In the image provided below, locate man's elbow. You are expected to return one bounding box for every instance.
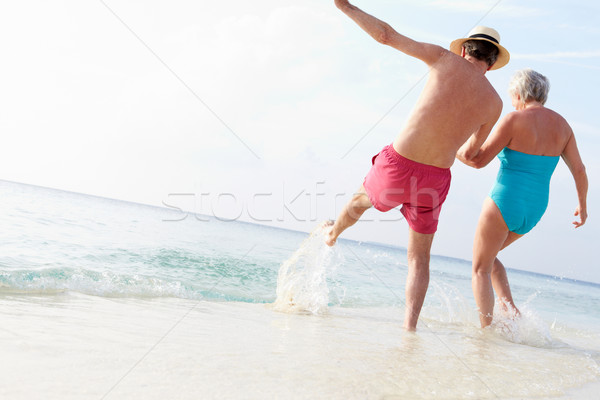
[375,24,392,45]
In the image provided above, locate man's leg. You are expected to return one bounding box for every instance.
[403,228,435,331]
[324,185,373,246]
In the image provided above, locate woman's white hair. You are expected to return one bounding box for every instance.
[508,68,550,105]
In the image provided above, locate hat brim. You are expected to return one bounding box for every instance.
[449,38,510,70]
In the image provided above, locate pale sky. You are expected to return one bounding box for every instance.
[0,0,598,282]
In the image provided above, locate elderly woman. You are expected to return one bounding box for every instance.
[457,68,588,327]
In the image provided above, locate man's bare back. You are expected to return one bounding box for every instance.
[394,51,502,168]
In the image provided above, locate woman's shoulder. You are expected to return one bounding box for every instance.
[515,107,570,129]
[540,107,572,136]
[498,110,520,124]
[539,106,567,121]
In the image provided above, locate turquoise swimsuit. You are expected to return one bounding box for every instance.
[490,148,560,235]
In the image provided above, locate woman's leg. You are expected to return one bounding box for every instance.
[491,232,523,315]
[472,198,510,327]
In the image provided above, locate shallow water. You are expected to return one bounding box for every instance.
[1,180,599,399]
[2,295,599,399]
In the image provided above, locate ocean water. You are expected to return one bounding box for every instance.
[1,179,599,399]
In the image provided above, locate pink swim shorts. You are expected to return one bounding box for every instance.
[363,144,451,234]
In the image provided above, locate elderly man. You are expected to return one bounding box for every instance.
[325,0,510,331]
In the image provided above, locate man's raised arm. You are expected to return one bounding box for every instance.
[334,0,445,66]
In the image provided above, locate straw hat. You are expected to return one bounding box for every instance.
[450,26,510,70]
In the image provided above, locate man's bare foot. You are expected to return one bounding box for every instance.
[321,220,337,247]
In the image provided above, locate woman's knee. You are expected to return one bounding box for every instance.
[472,259,492,276]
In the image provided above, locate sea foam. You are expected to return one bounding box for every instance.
[0,267,199,299]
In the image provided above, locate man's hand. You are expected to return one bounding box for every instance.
[332,0,445,66]
[334,0,351,10]
[573,205,587,228]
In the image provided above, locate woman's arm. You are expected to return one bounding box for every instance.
[561,130,588,228]
[457,110,513,169]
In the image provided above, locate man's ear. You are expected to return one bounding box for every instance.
[461,47,466,57]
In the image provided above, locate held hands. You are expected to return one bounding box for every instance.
[455,148,468,164]
[455,145,480,168]
[573,206,587,228]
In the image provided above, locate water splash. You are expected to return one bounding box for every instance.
[425,280,476,325]
[491,297,554,347]
[273,225,341,314]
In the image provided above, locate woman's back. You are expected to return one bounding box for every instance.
[506,105,572,157]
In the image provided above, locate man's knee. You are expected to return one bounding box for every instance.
[350,192,372,211]
[407,229,434,265]
[407,252,430,269]
[407,244,431,270]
